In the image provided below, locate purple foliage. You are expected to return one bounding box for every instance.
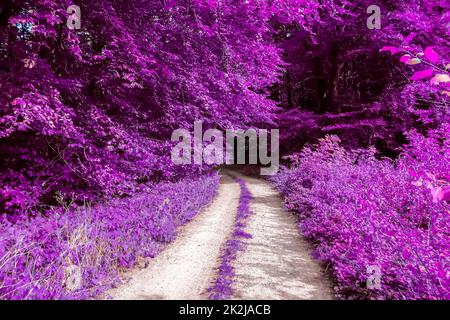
[0,173,219,299]
[0,0,449,301]
[208,177,253,300]
[272,133,449,300]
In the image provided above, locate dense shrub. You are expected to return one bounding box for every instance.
[0,172,219,299]
[272,132,449,300]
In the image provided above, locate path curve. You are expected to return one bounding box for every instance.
[231,173,333,299]
[110,173,240,300]
[109,170,333,300]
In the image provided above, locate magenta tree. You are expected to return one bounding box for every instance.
[1,0,309,214]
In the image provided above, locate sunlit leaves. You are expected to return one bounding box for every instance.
[0,173,220,299]
[405,57,422,65]
[403,32,417,44]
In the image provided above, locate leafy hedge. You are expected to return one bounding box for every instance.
[272,132,449,300]
[0,172,219,299]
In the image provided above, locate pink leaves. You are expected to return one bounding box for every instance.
[431,186,450,203]
[274,133,450,300]
[411,68,434,81]
[23,58,36,69]
[11,97,25,106]
[424,46,440,63]
[430,74,450,85]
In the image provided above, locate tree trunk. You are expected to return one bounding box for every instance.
[313,57,327,113]
[327,44,340,114]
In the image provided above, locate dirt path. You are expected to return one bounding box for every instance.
[110,170,333,300]
[231,173,333,299]
[110,173,240,300]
